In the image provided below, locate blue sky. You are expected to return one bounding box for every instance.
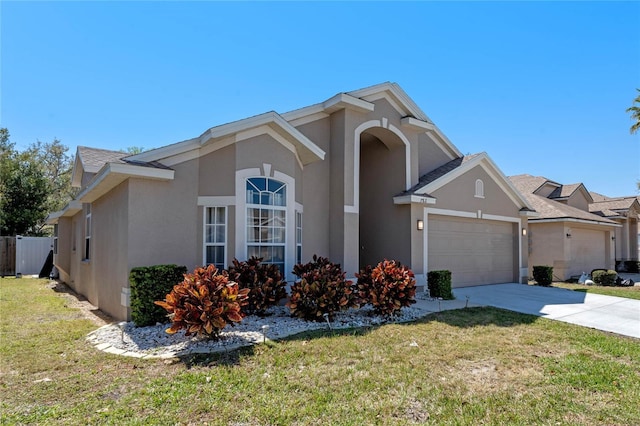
[2,1,639,197]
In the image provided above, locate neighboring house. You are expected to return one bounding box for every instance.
[589,193,640,269]
[48,82,535,321]
[509,174,622,281]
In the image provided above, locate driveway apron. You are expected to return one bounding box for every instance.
[453,284,640,339]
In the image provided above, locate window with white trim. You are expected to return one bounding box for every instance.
[296,211,302,265]
[84,204,91,260]
[475,179,485,198]
[204,206,226,270]
[246,177,286,273]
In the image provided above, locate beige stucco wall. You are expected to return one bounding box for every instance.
[417,133,455,178]
[565,191,590,212]
[297,117,332,262]
[430,165,522,218]
[54,217,72,277]
[528,221,615,281]
[359,134,410,268]
[198,144,235,196]
[92,180,130,320]
[128,160,200,271]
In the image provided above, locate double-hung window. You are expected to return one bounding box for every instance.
[204,207,226,270]
[246,177,286,273]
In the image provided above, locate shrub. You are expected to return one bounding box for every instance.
[427,270,454,300]
[356,260,416,316]
[286,255,358,322]
[532,265,553,286]
[129,264,188,327]
[592,269,617,287]
[227,257,287,315]
[154,264,249,339]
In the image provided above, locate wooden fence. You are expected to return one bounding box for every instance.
[1,236,16,277]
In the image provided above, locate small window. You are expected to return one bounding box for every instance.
[84,204,91,260]
[296,211,302,265]
[475,179,485,198]
[204,207,226,271]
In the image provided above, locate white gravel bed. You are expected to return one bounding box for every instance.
[86,305,430,358]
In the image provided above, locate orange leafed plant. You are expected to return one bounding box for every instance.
[154,264,249,339]
[356,259,416,316]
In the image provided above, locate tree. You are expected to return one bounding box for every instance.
[23,138,76,214]
[627,88,640,135]
[0,158,49,236]
[0,128,75,235]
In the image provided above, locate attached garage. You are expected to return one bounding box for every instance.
[569,227,607,276]
[428,215,517,287]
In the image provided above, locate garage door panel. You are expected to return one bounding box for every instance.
[429,216,515,287]
[570,228,606,275]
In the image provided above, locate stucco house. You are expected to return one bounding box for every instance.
[509,174,627,281]
[589,193,640,270]
[48,82,535,321]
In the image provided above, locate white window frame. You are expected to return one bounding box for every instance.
[203,206,227,271]
[296,210,302,265]
[475,179,485,198]
[245,177,287,273]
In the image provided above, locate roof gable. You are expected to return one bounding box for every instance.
[396,152,533,211]
[126,111,325,168]
[72,146,127,187]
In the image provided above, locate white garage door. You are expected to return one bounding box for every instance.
[428,215,515,287]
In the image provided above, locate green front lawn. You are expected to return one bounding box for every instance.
[2,277,639,425]
[552,282,640,300]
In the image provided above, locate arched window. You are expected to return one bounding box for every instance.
[246,177,286,272]
[475,179,485,198]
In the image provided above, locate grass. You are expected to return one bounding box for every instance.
[2,277,640,425]
[552,282,640,300]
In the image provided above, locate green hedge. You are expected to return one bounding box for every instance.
[129,264,187,327]
[532,266,553,286]
[427,270,453,300]
[592,269,617,287]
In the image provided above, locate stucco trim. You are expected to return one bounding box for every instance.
[400,117,435,132]
[46,200,83,224]
[124,138,200,163]
[393,194,437,205]
[323,93,375,114]
[202,112,325,165]
[531,218,622,228]
[347,120,413,213]
[197,196,235,206]
[76,163,175,203]
[425,127,462,160]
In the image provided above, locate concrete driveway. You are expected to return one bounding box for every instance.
[452,284,640,339]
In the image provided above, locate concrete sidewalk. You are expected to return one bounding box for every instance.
[449,283,640,339]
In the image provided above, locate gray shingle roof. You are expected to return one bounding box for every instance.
[399,154,481,196]
[509,174,617,224]
[589,197,640,218]
[78,146,126,172]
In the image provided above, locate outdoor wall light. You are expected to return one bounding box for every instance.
[417,219,424,231]
[566,232,572,238]
[612,235,616,241]
[522,228,527,236]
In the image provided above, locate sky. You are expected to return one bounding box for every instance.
[2,1,639,198]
